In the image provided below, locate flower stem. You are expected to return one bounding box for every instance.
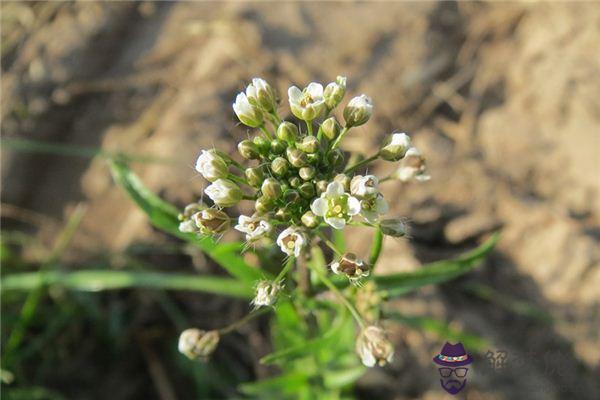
[317,231,342,256]
[259,125,273,140]
[344,153,379,174]
[242,194,257,201]
[307,260,366,329]
[270,111,282,125]
[306,120,314,136]
[216,151,244,170]
[368,228,384,267]
[219,307,270,335]
[227,173,249,186]
[275,256,295,282]
[329,126,349,151]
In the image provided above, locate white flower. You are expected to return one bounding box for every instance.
[252,280,282,308]
[234,215,272,241]
[343,94,373,127]
[233,92,263,127]
[288,82,326,121]
[356,326,394,367]
[331,253,369,282]
[350,175,380,198]
[246,78,277,112]
[380,132,412,161]
[276,227,306,257]
[310,181,361,229]
[204,179,243,207]
[360,194,389,223]
[195,150,228,182]
[392,147,431,182]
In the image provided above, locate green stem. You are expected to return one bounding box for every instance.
[317,231,342,256]
[329,126,349,151]
[227,173,248,186]
[344,153,379,174]
[216,151,244,170]
[307,261,366,329]
[259,125,273,140]
[242,194,257,201]
[368,229,384,267]
[275,256,296,282]
[219,307,270,335]
[270,111,282,125]
[306,120,314,136]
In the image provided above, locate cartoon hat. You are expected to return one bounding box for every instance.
[433,342,473,367]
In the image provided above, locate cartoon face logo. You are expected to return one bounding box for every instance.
[432,342,473,395]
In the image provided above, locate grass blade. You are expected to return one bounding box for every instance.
[1,270,253,299]
[375,233,500,297]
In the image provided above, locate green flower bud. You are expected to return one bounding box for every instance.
[261,178,282,200]
[379,132,412,162]
[238,139,260,160]
[286,148,308,168]
[271,157,290,177]
[333,173,351,192]
[343,94,373,127]
[323,76,346,109]
[255,196,275,214]
[319,116,341,140]
[277,121,299,143]
[315,180,328,194]
[253,136,270,156]
[298,182,315,199]
[270,139,287,155]
[379,218,406,237]
[284,189,301,203]
[327,148,345,170]
[301,210,319,228]
[297,135,319,153]
[306,153,320,165]
[192,208,230,235]
[275,207,292,221]
[288,176,301,188]
[299,166,316,181]
[245,78,278,112]
[245,166,265,187]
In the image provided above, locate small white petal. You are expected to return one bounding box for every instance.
[326,181,344,197]
[311,198,327,216]
[288,86,302,103]
[347,196,361,215]
[375,196,389,214]
[360,350,377,367]
[325,217,346,230]
[306,82,324,98]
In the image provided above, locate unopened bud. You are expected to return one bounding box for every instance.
[284,189,301,203]
[301,210,319,228]
[299,166,316,181]
[204,179,243,207]
[271,157,290,177]
[253,136,270,156]
[270,139,287,155]
[277,121,299,143]
[255,196,275,214]
[245,167,264,187]
[297,135,319,153]
[238,139,261,160]
[343,94,373,127]
[178,202,207,233]
[356,326,394,367]
[315,180,328,194]
[261,178,282,200]
[192,208,230,235]
[233,92,263,128]
[323,76,346,109]
[178,328,220,360]
[252,280,282,308]
[275,207,292,221]
[319,116,341,140]
[379,132,411,161]
[246,78,278,112]
[195,150,228,182]
[286,148,308,168]
[298,182,315,199]
[379,218,406,237]
[288,176,301,188]
[333,173,351,192]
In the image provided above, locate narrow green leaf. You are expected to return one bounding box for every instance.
[239,372,308,396]
[1,270,253,299]
[109,160,265,282]
[375,232,500,297]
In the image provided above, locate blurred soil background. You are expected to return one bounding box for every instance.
[1,1,599,399]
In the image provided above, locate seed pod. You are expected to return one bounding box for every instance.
[245,167,264,187]
[297,135,319,153]
[276,121,299,143]
[315,180,328,194]
[288,176,301,188]
[333,173,351,192]
[298,182,315,199]
[261,178,282,200]
[178,328,220,360]
[343,95,373,127]
[238,139,261,160]
[299,166,316,181]
[271,157,290,177]
[301,210,319,228]
[255,196,275,214]
[319,116,341,140]
[286,148,308,168]
[253,136,270,156]
[270,139,287,155]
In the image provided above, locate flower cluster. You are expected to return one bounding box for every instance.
[178,76,430,367]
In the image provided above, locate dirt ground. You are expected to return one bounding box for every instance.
[2,2,599,399]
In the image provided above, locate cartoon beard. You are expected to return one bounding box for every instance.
[440,378,467,395]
